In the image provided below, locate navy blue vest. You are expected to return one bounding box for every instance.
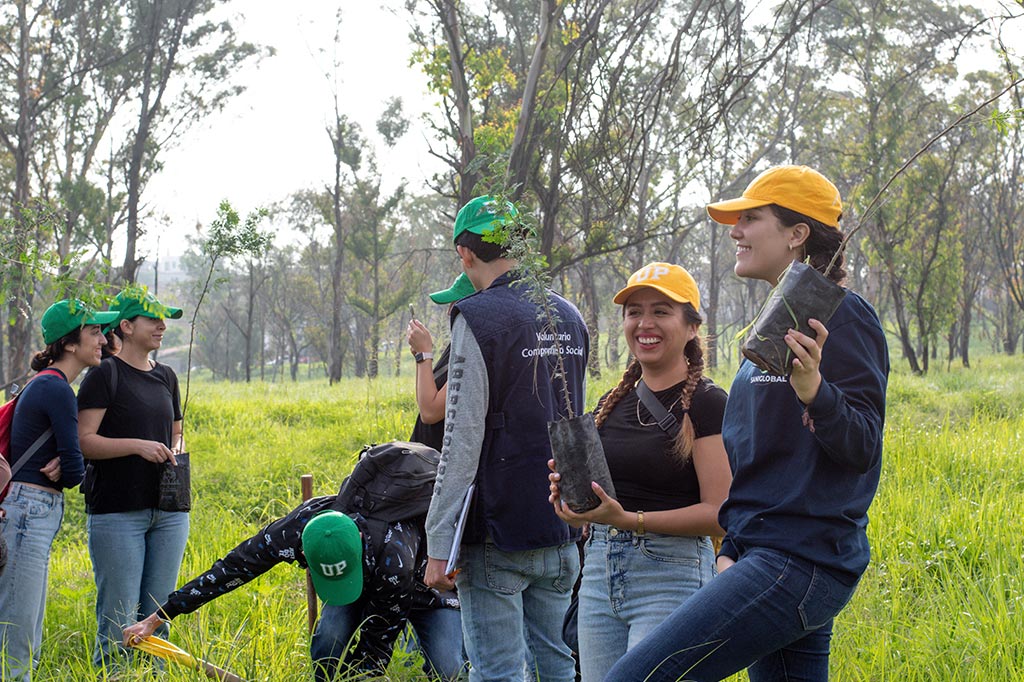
[453,272,588,551]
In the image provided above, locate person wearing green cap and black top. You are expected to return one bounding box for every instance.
[0,299,116,681]
[424,196,588,681]
[76,286,189,671]
[122,502,432,680]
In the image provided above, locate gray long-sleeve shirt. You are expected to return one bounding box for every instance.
[425,314,488,559]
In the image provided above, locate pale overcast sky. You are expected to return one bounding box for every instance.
[144,1,442,259]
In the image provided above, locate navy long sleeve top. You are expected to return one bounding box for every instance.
[718,291,889,584]
[10,369,86,490]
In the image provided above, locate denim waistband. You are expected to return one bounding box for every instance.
[7,481,63,502]
[589,523,642,542]
[589,523,712,544]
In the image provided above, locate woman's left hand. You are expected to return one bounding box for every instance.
[39,457,61,482]
[786,318,828,404]
[554,480,628,529]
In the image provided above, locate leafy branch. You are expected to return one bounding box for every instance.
[484,194,576,419]
[182,200,271,420]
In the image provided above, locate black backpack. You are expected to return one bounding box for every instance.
[332,441,440,523]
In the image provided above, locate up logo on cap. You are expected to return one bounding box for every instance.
[631,264,671,283]
[319,560,349,577]
[613,262,701,311]
[302,511,364,605]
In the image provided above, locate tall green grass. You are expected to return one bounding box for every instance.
[32,357,1024,680]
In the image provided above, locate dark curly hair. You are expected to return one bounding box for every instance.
[769,205,847,284]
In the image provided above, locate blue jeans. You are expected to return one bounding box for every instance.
[605,548,859,682]
[456,541,579,682]
[578,525,715,682]
[312,603,466,681]
[87,509,190,668]
[403,605,468,679]
[0,484,64,681]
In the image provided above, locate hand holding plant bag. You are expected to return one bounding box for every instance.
[739,261,846,376]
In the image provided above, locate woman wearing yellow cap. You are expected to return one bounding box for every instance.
[548,262,731,682]
[606,166,889,681]
[0,299,115,681]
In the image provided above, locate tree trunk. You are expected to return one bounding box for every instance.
[506,0,559,198]
[5,1,38,387]
[579,262,602,381]
[328,137,346,384]
[438,0,479,205]
[959,306,971,368]
[888,275,922,373]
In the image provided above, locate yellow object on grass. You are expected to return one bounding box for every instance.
[130,635,246,682]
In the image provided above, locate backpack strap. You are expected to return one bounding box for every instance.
[635,380,682,439]
[106,357,119,402]
[9,428,55,479]
[8,368,65,478]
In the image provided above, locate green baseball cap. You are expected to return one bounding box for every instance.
[110,287,183,324]
[451,195,518,243]
[41,299,119,345]
[428,273,477,305]
[302,512,363,606]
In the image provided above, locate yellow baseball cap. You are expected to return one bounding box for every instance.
[706,165,843,228]
[613,262,700,312]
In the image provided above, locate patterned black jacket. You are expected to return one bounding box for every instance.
[158,495,458,670]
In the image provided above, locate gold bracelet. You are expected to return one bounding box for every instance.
[636,510,645,536]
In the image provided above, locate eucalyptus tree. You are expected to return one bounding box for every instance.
[0,0,125,383]
[981,78,1024,346]
[410,0,834,376]
[118,0,263,283]
[811,0,991,372]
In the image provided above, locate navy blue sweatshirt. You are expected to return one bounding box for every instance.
[10,369,86,491]
[719,291,889,584]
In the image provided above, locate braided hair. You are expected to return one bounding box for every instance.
[594,303,706,464]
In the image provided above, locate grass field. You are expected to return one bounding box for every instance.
[32,354,1024,680]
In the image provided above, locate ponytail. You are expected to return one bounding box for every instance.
[29,328,82,372]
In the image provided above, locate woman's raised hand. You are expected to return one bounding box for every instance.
[786,318,828,404]
[407,320,434,354]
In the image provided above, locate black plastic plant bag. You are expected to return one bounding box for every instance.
[157,452,191,512]
[548,415,615,513]
[741,261,847,376]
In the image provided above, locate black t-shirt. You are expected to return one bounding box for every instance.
[597,377,727,513]
[408,345,450,453]
[77,356,183,514]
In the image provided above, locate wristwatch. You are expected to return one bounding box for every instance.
[413,351,434,364]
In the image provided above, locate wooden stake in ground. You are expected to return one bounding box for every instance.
[302,473,318,634]
[131,635,245,682]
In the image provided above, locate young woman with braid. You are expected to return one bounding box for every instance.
[548,262,732,682]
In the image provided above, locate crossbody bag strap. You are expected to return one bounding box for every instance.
[635,380,682,439]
